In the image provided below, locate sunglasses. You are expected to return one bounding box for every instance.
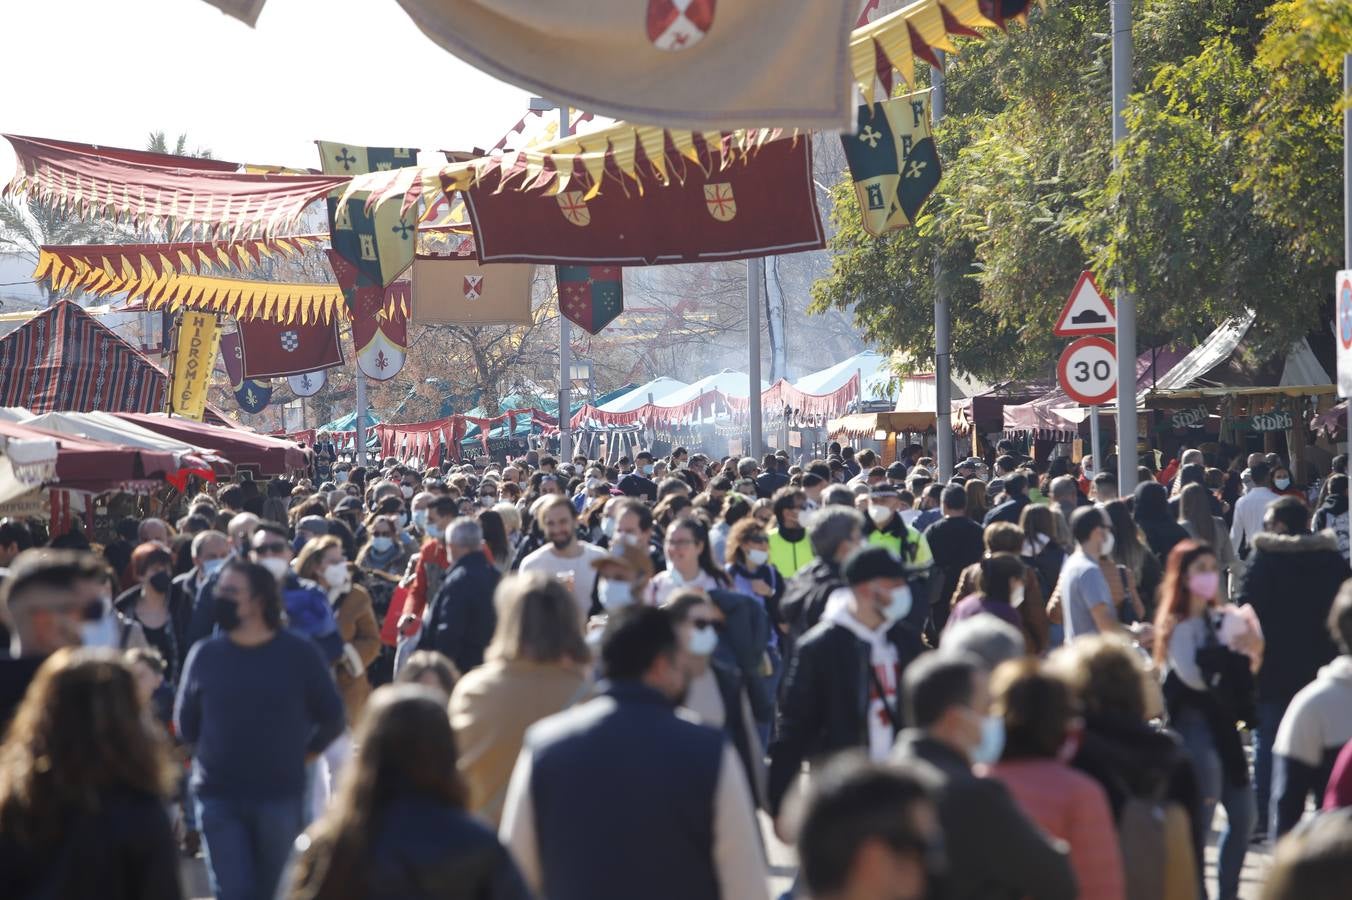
[690,618,724,630]
[254,543,289,555]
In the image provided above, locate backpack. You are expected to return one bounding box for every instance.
[283,581,343,663]
[1118,796,1198,900]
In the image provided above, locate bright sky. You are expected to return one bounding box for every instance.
[0,0,533,174]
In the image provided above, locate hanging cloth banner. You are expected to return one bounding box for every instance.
[288,370,327,397]
[32,234,324,295]
[237,316,345,379]
[220,331,272,414]
[464,135,824,265]
[411,230,534,326]
[234,379,272,414]
[840,90,942,236]
[318,142,421,291]
[556,266,623,335]
[166,311,221,421]
[2,135,347,238]
[118,271,349,325]
[390,0,860,131]
[328,250,410,381]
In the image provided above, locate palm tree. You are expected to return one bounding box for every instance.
[0,196,126,306]
[146,131,213,160]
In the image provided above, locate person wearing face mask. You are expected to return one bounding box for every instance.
[393,496,459,672]
[767,487,813,580]
[421,518,501,675]
[1157,541,1262,899]
[589,537,656,625]
[724,519,785,743]
[891,653,1077,900]
[174,559,345,900]
[114,541,191,687]
[616,450,659,502]
[664,590,766,808]
[0,550,112,728]
[295,536,379,725]
[1268,464,1306,507]
[250,524,345,665]
[1055,507,1151,643]
[768,546,926,824]
[646,518,730,607]
[863,483,935,633]
[175,529,229,639]
[499,604,769,900]
[779,506,865,644]
[985,658,1126,900]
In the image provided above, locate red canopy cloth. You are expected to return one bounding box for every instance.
[0,420,175,492]
[573,374,858,430]
[3,135,347,238]
[113,414,310,475]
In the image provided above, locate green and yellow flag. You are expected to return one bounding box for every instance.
[318,142,420,291]
[840,91,942,237]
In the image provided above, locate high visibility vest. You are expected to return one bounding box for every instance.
[768,529,811,579]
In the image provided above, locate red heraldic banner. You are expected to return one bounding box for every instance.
[463,136,824,265]
[237,317,345,379]
[328,251,409,382]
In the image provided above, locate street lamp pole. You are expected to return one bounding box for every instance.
[1111,0,1137,493]
[557,105,573,461]
[932,55,953,481]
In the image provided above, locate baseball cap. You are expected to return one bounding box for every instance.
[297,515,329,536]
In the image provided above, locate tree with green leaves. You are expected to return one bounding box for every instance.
[812,0,1348,379]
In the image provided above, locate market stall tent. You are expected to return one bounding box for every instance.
[795,351,895,404]
[113,414,309,476]
[0,419,176,493]
[23,411,228,475]
[597,377,690,413]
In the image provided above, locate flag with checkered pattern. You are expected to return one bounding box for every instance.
[236,316,345,379]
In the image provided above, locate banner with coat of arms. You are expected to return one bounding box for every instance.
[329,251,410,381]
[841,90,942,236]
[463,135,823,265]
[219,331,272,414]
[318,141,421,292]
[556,265,624,335]
[237,316,345,379]
[411,229,535,326]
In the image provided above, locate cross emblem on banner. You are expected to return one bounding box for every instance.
[859,125,882,148]
[334,148,357,171]
[905,159,928,179]
[556,191,590,227]
[704,183,737,222]
[391,220,413,240]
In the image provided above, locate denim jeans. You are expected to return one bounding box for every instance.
[1252,698,1289,837]
[1175,708,1256,900]
[756,646,783,749]
[197,793,305,900]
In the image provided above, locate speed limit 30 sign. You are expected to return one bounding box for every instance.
[1058,336,1118,405]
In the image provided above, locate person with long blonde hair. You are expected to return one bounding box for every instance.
[0,648,181,899]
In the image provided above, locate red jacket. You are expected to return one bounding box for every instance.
[400,539,448,620]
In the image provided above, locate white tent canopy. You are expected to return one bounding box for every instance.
[794,350,895,402]
[597,377,690,413]
[0,407,33,424]
[21,411,222,468]
[662,369,770,407]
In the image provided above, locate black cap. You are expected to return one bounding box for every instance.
[870,483,899,498]
[885,461,907,481]
[843,545,908,585]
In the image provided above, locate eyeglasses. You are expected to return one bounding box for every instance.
[254,543,289,555]
[665,539,696,549]
[690,618,724,630]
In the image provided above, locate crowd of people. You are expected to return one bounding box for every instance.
[2,438,1352,899]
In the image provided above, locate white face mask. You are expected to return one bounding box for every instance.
[1099,531,1115,557]
[411,508,428,529]
[882,584,912,625]
[400,485,415,499]
[598,577,635,610]
[747,548,770,567]
[868,504,893,526]
[687,624,718,656]
[1274,478,1291,490]
[81,602,120,649]
[667,567,687,587]
[260,556,289,580]
[322,562,349,589]
[601,517,617,539]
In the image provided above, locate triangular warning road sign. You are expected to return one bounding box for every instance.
[1054,271,1116,337]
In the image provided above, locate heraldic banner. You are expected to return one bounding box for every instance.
[167,311,220,421]
[237,316,345,380]
[318,141,421,291]
[840,90,943,237]
[464,135,824,265]
[556,266,623,335]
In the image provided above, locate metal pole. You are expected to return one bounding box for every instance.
[931,58,953,481]
[1112,0,1137,493]
[748,257,764,458]
[1345,53,1351,271]
[355,372,368,466]
[1089,405,1102,479]
[558,105,573,461]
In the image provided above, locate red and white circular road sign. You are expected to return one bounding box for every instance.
[1057,336,1118,406]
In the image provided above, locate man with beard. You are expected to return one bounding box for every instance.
[519,495,608,620]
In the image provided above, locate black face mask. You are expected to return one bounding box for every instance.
[215,598,241,631]
[148,570,172,593]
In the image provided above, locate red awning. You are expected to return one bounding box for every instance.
[114,414,310,475]
[0,420,175,492]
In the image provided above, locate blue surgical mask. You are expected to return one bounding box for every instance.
[81,603,120,649]
[411,509,427,529]
[201,557,226,579]
[642,464,655,476]
[1274,478,1292,490]
[426,522,444,541]
[971,714,1006,765]
[370,536,394,553]
[883,584,912,625]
